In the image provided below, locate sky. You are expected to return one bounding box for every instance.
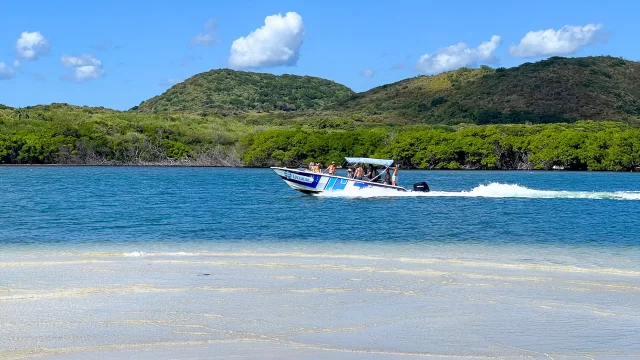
[0,0,638,110]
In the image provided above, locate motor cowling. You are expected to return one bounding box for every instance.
[413,182,430,192]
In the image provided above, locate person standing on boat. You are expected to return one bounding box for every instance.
[324,161,338,175]
[391,164,399,186]
[347,168,354,179]
[354,164,364,180]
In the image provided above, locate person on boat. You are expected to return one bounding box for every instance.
[383,169,392,185]
[366,165,379,182]
[354,164,364,180]
[308,162,315,172]
[391,164,399,186]
[315,163,322,173]
[324,161,338,175]
[347,168,354,179]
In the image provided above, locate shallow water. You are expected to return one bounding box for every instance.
[1,167,639,359]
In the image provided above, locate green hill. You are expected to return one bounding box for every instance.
[132,57,640,125]
[133,69,355,114]
[339,56,640,125]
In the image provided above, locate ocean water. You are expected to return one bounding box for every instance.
[1,167,639,359]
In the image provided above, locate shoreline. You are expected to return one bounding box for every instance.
[0,163,638,172]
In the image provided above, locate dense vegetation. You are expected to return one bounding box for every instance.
[339,56,640,125]
[134,69,354,114]
[2,104,637,171]
[0,104,257,165]
[242,122,640,171]
[2,56,640,171]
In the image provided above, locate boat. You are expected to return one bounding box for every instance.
[271,157,430,195]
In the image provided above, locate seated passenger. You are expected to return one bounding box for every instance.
[383,170,392,185]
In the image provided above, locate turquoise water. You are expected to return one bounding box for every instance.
[1,167,640,359]
[2,167,640,247]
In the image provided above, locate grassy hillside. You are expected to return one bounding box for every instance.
[339,56,640,125]
[133,69,355,114]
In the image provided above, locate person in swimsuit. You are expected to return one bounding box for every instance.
[347,168,354,179]
[324,161,338,175]
[391,164,399,186]
[353,164,364,180]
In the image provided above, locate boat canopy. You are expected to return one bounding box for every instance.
[344,157,394,167]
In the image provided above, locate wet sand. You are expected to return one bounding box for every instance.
[2,245,639,359]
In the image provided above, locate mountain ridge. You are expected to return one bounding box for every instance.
[130,56,640,125]
[5,56,640,126]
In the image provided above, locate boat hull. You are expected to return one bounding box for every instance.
[271,167,407,194]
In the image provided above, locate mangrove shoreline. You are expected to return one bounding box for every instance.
[2,106,640,171]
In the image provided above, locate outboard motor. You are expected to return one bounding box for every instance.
[413,181,430,192]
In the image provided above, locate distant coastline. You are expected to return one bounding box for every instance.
[1,163,638,172]
[1,119,639,171]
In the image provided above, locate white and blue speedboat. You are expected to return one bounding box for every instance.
[271,157,430,195]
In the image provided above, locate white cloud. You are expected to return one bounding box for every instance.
[189,18,219,46]
[61,54,104,82]
[362,69,374,77]
[13,60,20,68]
[0,62,16,80]
[16,31,50,60]
[416,35,502,75]
[509,24,606,58]
[229,11,305,68]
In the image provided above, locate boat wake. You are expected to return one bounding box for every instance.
[316,182,640,200]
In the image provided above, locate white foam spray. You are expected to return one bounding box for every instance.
[317,182,640,200]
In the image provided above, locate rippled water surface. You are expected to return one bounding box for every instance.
[1,167,639,359]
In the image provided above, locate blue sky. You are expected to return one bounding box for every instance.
[0,0,637,110]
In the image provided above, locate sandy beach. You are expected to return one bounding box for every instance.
[2,245,640,360]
